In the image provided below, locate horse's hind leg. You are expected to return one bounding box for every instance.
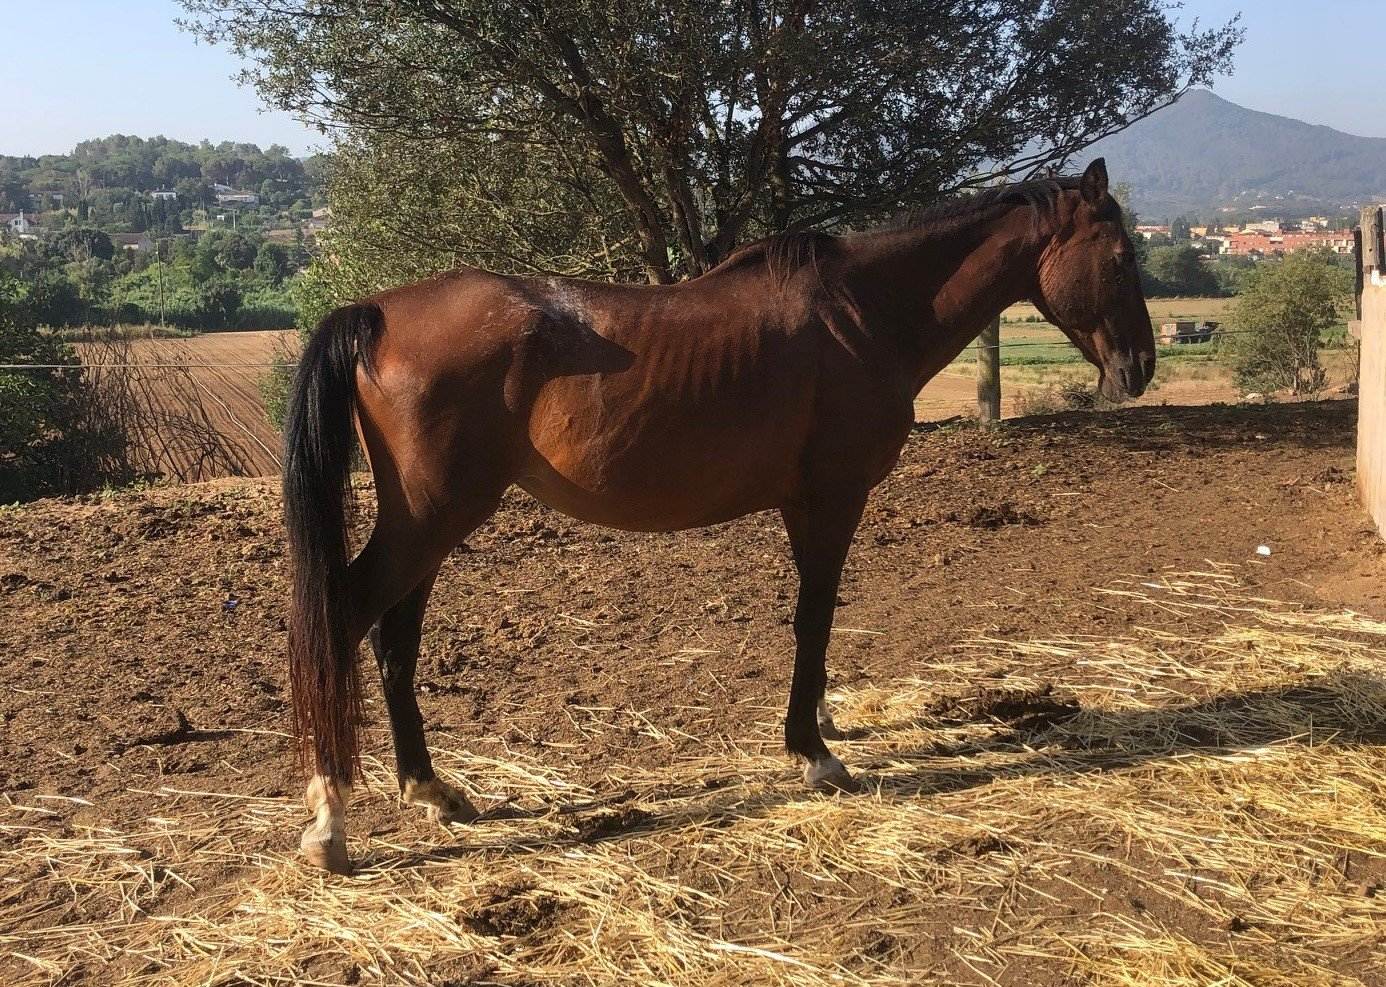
[369,569,478,826]
[300,495,497,871]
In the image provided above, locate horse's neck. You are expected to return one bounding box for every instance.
[847,206,1050,385]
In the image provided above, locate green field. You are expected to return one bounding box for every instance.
[952,296,1345,370]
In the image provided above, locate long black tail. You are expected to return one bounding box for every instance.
[282,302,383,781]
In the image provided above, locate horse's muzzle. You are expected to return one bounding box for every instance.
[1104,353,1155,401]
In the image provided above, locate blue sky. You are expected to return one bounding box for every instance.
[0,0,1378,159]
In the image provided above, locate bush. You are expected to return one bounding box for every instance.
[1224,251,1353,396]
[257,243,382,429]
[0,270,132,501]
[260,353,296,431]
[1144,245,1222,297]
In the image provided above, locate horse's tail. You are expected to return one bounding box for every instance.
[283,302,383,781]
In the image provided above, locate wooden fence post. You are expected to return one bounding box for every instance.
[977,315,1001,421]
[1363,206,1384,275]
[1356,204,1386,539]
[1355,226,1365,322]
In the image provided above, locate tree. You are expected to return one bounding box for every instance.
[1226,250,1353,395]
[1146,245,1220,297]
[197,277,243,329]
[52,227,114,263]
[253,241,291,284]
[181,1,1240,285]
[1171,216,1192,242]
[0,265,126,500]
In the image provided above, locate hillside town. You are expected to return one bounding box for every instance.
[1134,218,1357,257]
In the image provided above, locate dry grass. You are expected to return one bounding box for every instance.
[5,570,1386,985]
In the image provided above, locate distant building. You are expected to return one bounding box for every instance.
[1241,220,1282,235]
[111,232,155,253]
[149,190,179,201]
[215,190,260,206]
[1215,230,1355,257]
[305,206,332,233]
[0,211,39,235]
[1134,224,1170,240]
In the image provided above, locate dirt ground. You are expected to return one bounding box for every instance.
[3,399,1385,985]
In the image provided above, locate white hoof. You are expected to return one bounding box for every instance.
[403,777,479,826]
[301,775,352,874]
[301,824,351,874]
[803,756,859,793]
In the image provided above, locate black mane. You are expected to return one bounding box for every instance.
[888,175,1085,233]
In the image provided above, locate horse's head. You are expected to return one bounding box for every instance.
[1031,159,1156,402]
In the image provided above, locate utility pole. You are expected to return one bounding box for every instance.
[976,315,1002,421]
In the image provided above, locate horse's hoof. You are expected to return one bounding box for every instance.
[405,777,480,827]
[818,720,847,742]
[301,831,351,875]
[804,756,860,794]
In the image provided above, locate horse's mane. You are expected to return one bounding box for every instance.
[705,175,1087,287]
[709,230,838,288]
[887,175,1084,234]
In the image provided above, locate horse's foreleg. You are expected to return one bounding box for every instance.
[782,493,867,792]
[368,570,478,827]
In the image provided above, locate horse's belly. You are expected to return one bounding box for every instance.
[516,393,808,532]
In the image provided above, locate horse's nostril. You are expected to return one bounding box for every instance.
[1142,355,1156,384]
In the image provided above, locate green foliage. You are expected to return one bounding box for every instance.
[1209,255,1255,296]
[2,225,301,331]
[0,135,323,223]
[259,354,296,431]
[1145,245,1223,296]
[183,0,1239,285]
[51,227,114,262]
[196,278,243,329]
[1225,251,1354,395]
[0,266,129,501]
[253,241,290,285]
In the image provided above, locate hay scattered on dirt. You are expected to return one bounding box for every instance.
[5,571,1386,985]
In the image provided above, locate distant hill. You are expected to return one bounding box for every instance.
[0,135,326,219]
[1078,90,1386,221]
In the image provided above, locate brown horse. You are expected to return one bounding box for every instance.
[284,158,1154,873]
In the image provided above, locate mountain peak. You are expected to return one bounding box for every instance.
[1079,92,1386,220]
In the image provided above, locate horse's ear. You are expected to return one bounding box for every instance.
[1080,158,1109,206]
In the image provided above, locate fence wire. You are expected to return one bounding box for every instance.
[0,329,1308,372]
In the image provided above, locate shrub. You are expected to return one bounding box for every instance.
[0,270,132,501]
[1225,251,1353,396]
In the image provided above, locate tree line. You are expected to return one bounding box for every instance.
[0,134,327,234]
[1,226,304,331]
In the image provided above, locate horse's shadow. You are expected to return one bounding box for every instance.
[373,669,1386,870]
